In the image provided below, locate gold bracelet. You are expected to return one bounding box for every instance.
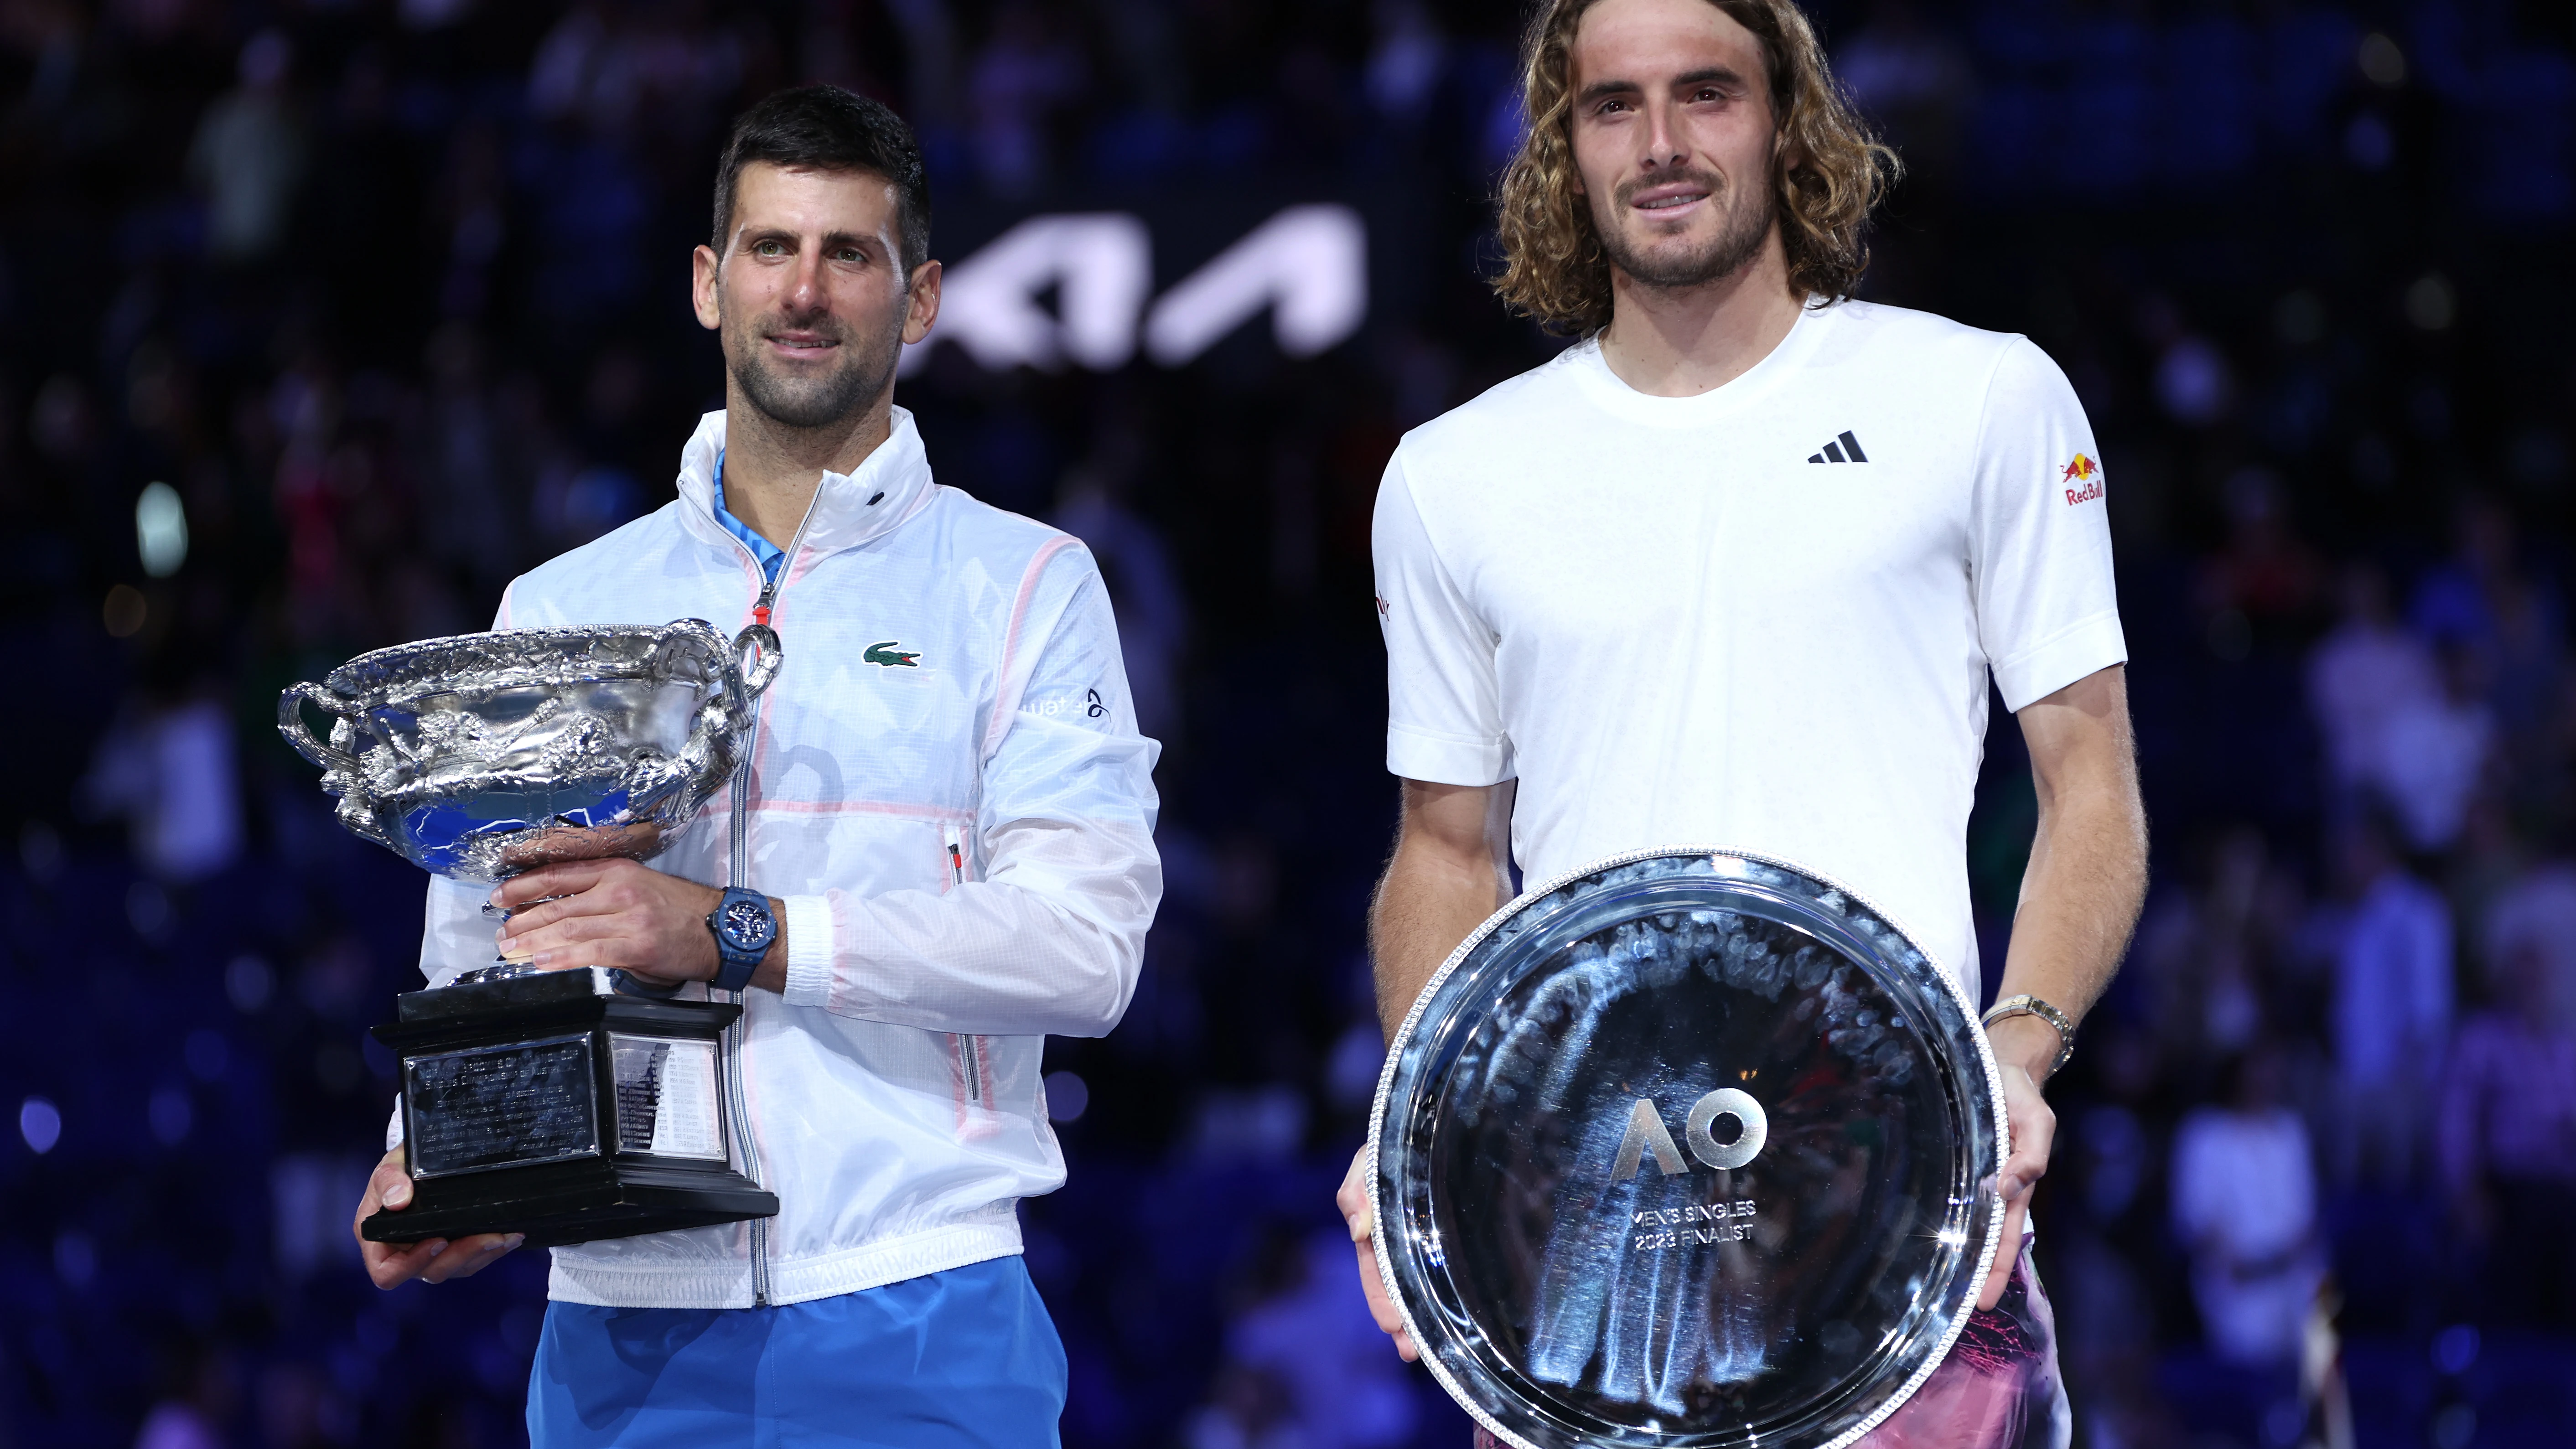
[1981,994,2076,1077]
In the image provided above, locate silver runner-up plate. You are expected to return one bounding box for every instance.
[1368,848,2006,1449]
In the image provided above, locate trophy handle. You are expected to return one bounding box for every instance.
[731,623,783,704]
[277,682,357,770]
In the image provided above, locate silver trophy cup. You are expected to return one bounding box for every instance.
[1369,848,2006,1449]
[280,619,785,1247]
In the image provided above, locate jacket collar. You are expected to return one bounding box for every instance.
[673,407,937,566]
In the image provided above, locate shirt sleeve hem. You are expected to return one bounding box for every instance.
[1991,610,2129,713]
[1387,725,1513,787]
[780,893,835,1009]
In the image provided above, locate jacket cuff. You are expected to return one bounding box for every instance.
[781,894,835,1007]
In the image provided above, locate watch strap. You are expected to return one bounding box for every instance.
[1982,993,2077,1077]
[710,954,759,993]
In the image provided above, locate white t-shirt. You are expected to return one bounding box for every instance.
[1373,298,2125,997]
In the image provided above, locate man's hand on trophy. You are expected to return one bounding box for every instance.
[1979,1014,2061,1310]
[492,859,783,990]
[353,1147,523,1289]
[1338,1145,1420,1363]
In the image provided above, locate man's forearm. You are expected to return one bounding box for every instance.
[1995,745,2146,1077]
[1368,780,1515,1040]
[1368,846,1508,1040]
[1999,797,2143,1071]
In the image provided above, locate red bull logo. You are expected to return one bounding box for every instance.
[2062,453,2104,506]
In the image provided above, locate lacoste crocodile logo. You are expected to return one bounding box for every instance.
[864,641,922,668]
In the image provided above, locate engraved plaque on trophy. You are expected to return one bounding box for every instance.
[280,620,784,1248]
[1368,849,2007,1449]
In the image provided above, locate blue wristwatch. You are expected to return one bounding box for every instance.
[705,887,777,992]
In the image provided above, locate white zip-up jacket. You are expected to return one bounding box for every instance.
[414,407,1162,1309]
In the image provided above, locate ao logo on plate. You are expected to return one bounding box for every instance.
[1609,1089,1768,1179]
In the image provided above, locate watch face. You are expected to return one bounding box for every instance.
[719,897,772,951]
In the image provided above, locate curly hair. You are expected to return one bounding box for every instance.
[1492,0,1897,335]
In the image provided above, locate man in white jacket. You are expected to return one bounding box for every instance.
[348,86,1162,1448]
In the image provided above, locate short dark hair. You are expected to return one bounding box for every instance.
[710,86,932,274]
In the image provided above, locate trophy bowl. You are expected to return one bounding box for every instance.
[278,619,785,1248]
[1369,848,2006,1449]
[279,619,780,885]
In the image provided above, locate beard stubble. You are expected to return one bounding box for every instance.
[723,299,907,431]
[1595,166,1776,293]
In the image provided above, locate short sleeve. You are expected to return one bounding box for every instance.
[1969,337,2128,711]
[1374,450,1513,785]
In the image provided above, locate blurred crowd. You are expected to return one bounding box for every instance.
[2055,499,2576,1449]
[1,0,2574,1447]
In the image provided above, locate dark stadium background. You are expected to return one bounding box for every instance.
[3,1,2574,1445]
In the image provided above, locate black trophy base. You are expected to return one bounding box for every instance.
[361,1154,778,1250]
[366,967,780,1250]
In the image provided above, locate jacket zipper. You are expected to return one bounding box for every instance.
[712,481,822,1310]
[725,738,771,1307]
[941,824,980,1103]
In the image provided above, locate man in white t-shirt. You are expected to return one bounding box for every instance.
[1335,0,2147,1443]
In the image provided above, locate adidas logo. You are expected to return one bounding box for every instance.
[1806,431,1869,464]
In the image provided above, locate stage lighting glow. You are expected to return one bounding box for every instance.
[226,954,275,1013]
[149,1087,193,1146]
[2358,32,2407,89]
[1044,1071,1089,1123]
[54,1232,94,1287]
[2406,273,2457,331]
[103,584,146,638]
[136,481,188,578]
[19,1097,61,1154]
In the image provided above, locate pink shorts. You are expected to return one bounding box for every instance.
[1472,1236,2069,1449]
